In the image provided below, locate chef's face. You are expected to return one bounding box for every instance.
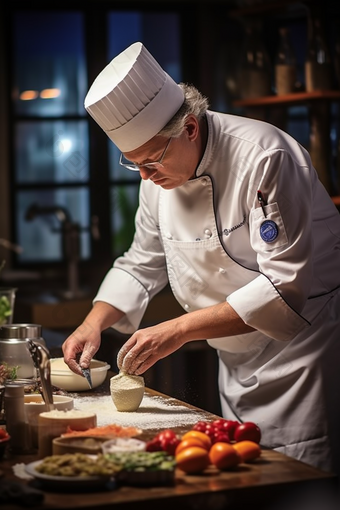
[122,115,201,190]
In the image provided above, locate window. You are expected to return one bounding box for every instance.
[9,7,182,267]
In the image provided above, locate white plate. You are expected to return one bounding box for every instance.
[25,460,114,490]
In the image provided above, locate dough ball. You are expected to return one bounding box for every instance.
[110,372,145,412]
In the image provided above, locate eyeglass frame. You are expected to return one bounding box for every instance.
[119,137,172,172]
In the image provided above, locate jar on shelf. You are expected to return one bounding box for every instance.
[238,20,272,99]
[305,15,332,92]
[275,27,297,95]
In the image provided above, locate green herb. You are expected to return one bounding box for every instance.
[0,295,12,325]
[0,362,20,385]
[103,451,176,472]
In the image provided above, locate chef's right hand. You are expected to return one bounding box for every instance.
[62,321,101,376]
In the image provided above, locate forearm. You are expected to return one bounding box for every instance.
[175,301,254,343]
[82,300,125,333]
[117,301,255,374]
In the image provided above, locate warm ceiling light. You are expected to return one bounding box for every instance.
[40,88,61,99]
[20,90,39,100]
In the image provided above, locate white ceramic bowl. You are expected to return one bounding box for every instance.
[50,358,110,392]
[101,437,146,454]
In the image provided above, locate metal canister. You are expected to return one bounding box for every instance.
[0,324,46,379]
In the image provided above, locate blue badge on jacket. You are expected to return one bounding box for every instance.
[260,220,279,243]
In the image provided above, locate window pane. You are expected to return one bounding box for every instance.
[110,185,140,257]
[108,143,141,182]
[13,11,87,116]
[15,120,89,184]
[17,188,90,262]
[107,11,181,180]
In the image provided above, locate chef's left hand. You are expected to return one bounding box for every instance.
[117,321,185,375]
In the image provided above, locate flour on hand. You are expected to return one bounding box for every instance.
[110,372,145,412]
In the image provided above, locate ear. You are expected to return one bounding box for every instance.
[184,114,200,141]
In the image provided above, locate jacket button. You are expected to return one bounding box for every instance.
[204,229,212,238]
[201,178,208,186]
[219,267,226,274]
[165,232,172,239]
[184,304,190,311]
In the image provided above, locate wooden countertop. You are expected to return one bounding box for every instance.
[0,375,338,510]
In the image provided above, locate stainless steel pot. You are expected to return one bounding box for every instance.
[0,324,46,379]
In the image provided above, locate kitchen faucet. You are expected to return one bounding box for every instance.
[25,203,86,299]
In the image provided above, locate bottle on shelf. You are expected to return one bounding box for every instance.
[275,27,297,96]
[238,19,272,99]
[305,15,332,92]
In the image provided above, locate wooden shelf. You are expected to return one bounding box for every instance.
[233,90,340,108]
[332,196,340,206]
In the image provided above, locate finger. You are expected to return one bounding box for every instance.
[120,347,152,374]
[80,343,98,368]
[66,358,83,376]
[117,338,137,370]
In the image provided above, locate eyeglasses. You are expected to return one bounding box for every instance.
[119,137,172,172]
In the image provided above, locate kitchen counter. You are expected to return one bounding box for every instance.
[0,374,338,510]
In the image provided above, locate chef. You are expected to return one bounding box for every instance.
[62,42,340,475]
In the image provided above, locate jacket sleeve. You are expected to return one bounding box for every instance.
[227,148,316,341]
[93,181,169,333]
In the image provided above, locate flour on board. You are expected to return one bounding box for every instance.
[72,394,210,429]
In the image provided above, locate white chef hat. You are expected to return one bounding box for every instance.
[84,42,185,152]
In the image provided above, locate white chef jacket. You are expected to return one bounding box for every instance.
[95,110,340,474]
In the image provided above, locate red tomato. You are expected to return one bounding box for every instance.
[192,421,209,432]
[209,442,241,470]
[212,431,230,444]
[234,422,261,444]
[145,436,163,452]
[155,429,180,454]
[161,436,181,455]
[157,429,177,442]
[221,420,239,441]
[212,419,228,429]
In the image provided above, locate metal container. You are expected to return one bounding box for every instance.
[0,323,46,379]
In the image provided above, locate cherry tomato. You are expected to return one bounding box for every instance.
[212,431,230,444]
[234,422,261,444]
[212,419,228,429]
[209,442,241,470]
[145,436,163,452]
[233,440,261,462]
[220,420,239,440]
[154,429,180,455]
[176,446,210,473]
[181,430,212,450]
[192,421,209,432]
[157,429,177,442]
[161,436,181,455]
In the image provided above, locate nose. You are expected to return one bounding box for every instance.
[139,166,157,180]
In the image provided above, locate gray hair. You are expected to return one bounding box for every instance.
[157,83,209,138]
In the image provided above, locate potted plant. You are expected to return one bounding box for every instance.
[0,261,17,325]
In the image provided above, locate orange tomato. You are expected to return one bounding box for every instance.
[232,440,261,462]
[175,437,211,455]
[175,446,210,474]
[209,442,241,470]
[181,430,212,450]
